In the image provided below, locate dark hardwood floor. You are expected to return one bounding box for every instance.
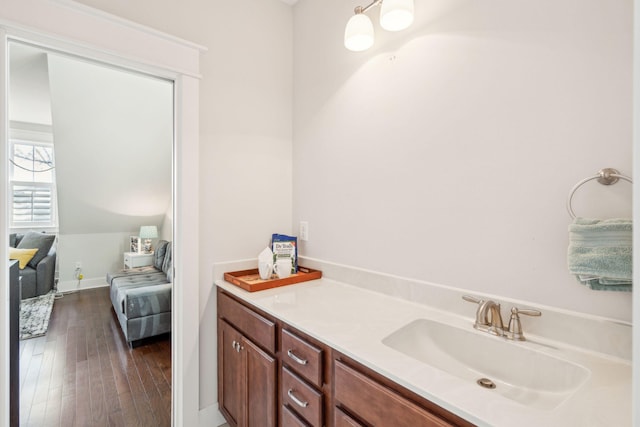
[19,287,172,427]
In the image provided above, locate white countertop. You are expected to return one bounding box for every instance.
[216,277,631,427]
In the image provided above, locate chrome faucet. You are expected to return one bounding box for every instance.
[463,295,541,341]
[478,300,505,336]
[463,296,505,336]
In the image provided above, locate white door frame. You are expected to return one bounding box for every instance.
[633,1,640,425]
[0,3,204,426]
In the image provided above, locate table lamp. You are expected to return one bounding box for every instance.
[139,226,158,254]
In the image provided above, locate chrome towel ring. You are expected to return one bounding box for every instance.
[567,168,633,219]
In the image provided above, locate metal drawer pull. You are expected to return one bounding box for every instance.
[287,389,309,408]
[287,349,308,365]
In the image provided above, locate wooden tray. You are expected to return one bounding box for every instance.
[224,266,322,292]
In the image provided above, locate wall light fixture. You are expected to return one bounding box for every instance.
[344,0,414,52]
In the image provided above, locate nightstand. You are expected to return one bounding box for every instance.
[124,252,154,269]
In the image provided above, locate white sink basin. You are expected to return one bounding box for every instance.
[382,319,590,410]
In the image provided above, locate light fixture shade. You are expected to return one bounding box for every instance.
[139,225,158,239]
[344,13,374,52]
[380,0,414,31]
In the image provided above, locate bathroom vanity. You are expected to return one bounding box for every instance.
[217,287,471,426]
[216,273,631,427]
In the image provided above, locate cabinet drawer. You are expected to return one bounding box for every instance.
[281,329,323,387]
[218,291,276,353]
[282,366,323,427]
[334,408,365,427]
[334,360,454,427]
[282,405,310,427]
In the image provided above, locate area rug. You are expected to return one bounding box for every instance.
[20,291,55,340]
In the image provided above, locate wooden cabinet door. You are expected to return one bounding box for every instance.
[219,320,245,427]
[243,337,277,427]
[218,291,278,427]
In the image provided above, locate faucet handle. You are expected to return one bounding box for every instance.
[514,308,541,317]
[506,307,541,341]
[462,295,482,304]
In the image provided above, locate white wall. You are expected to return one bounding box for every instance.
[293,0,633,321]
[56,232,131,290]
[72,0,294,418]
[47,52,173,235]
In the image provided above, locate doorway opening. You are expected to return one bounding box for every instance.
[8,40,175,426]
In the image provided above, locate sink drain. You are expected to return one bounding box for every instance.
[476,378,496,389]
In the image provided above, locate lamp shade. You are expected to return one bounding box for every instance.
[344,13,374,52]
[380,0,414,31]
[139,225,158,239]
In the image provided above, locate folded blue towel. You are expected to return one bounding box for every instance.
[567,218,632,292]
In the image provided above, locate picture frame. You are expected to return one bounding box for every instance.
[129,236,140,253]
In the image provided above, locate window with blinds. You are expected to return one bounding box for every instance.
[12,184,54,223]
[9,141,57,227]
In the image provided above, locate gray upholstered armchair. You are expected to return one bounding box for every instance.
[9,232,57,299]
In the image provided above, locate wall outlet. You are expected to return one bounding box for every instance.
[75,261,82,269]
[299,221,309,241]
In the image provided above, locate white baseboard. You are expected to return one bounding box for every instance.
[57,277,108,293]
[199,403,226,426]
